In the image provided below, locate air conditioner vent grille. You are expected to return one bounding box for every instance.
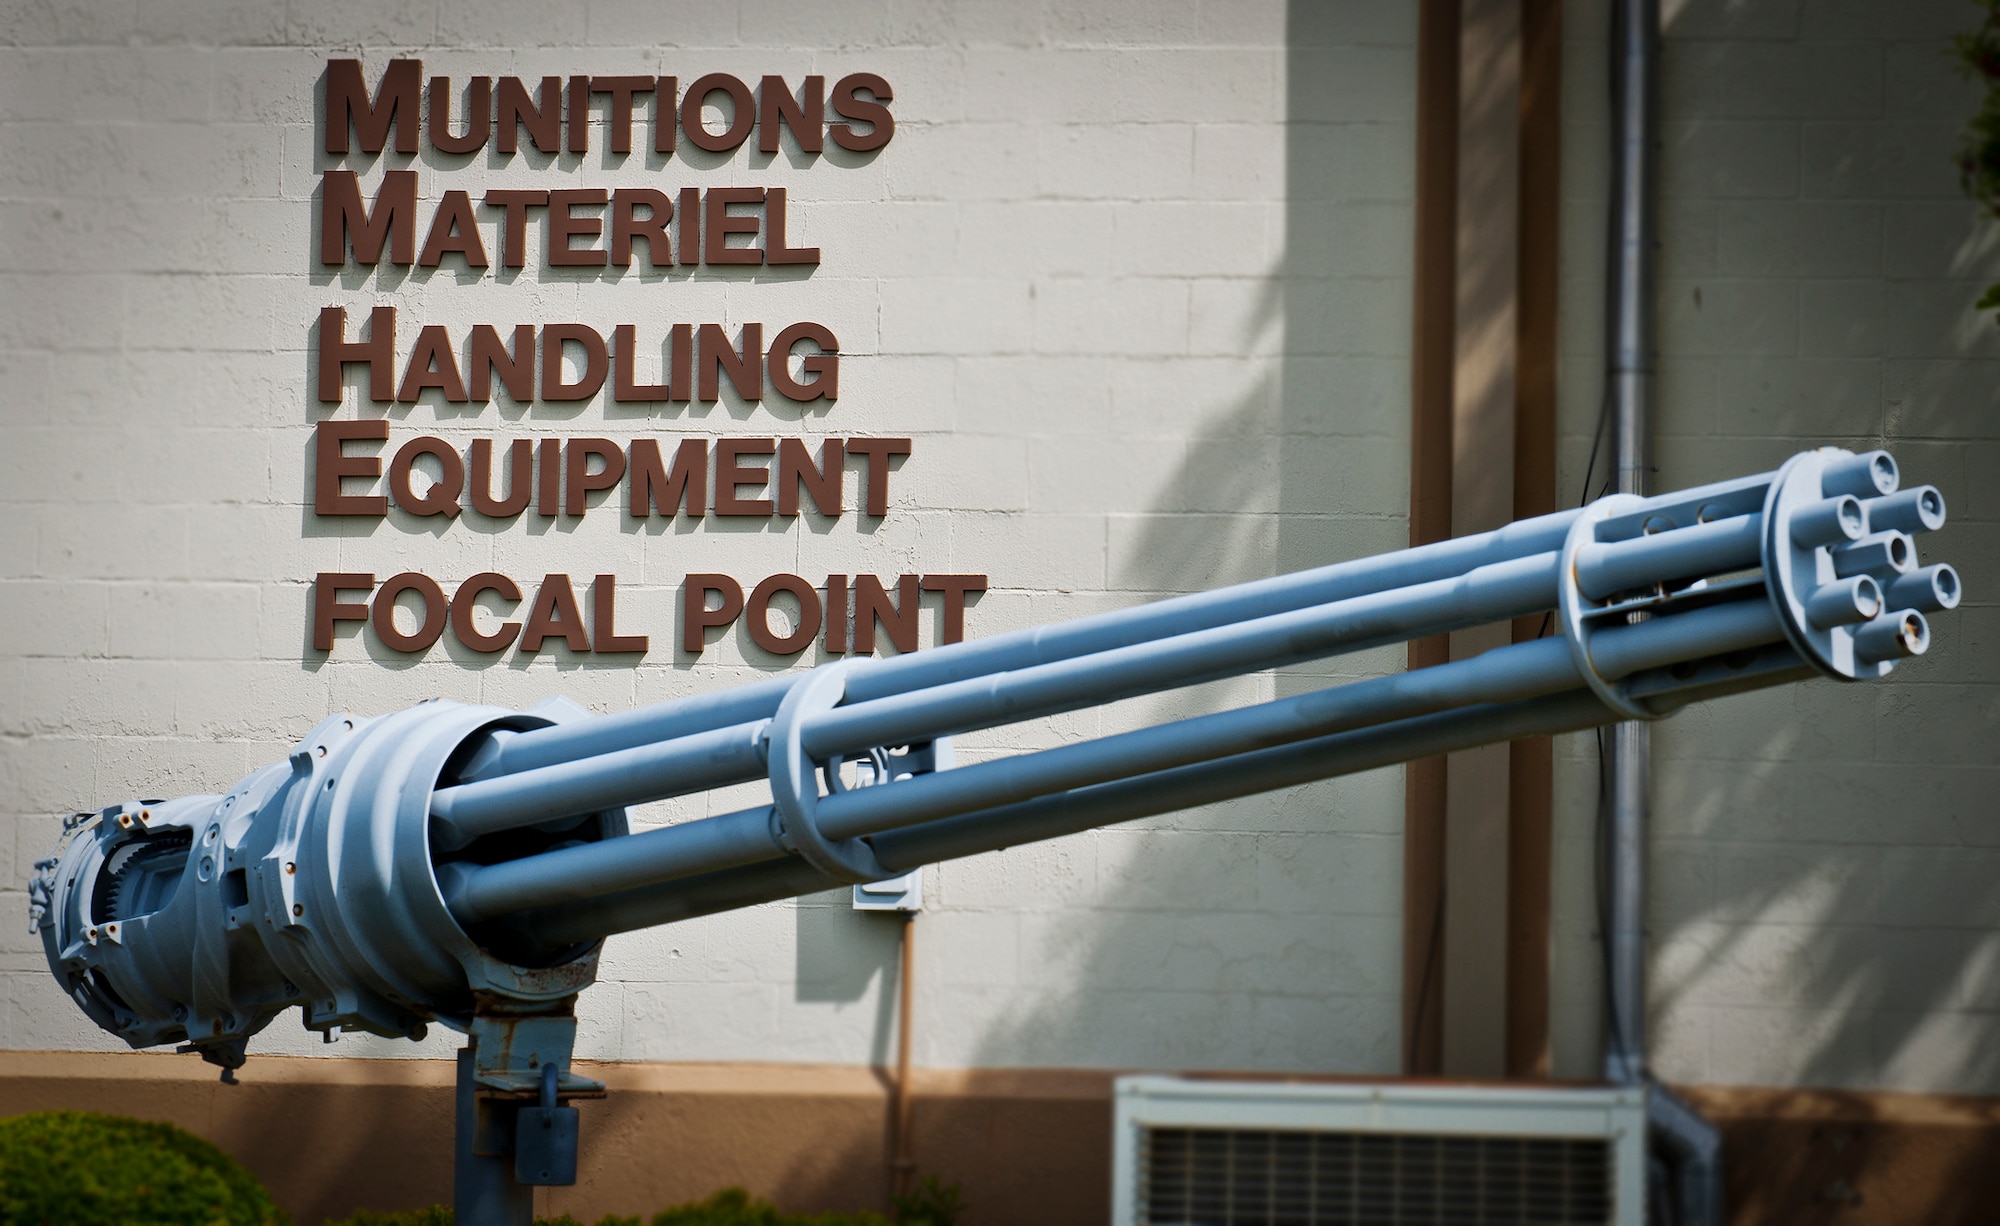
[1137,1126,1614,1226]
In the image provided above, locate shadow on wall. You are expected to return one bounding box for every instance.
[956,1,1418,1086]
[1688,1086,2000,1226]
[793,891,902,1066]
[223,1076,456,1224]
[1549,0,2000,1220]
[1635,4,2000,1095]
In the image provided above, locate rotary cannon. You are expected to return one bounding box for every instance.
[29,447,1960,1222]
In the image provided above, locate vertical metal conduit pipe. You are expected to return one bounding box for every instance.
[889,912,917,1202]
[1607,2,1724,1223]
[1605,0,1658,1090]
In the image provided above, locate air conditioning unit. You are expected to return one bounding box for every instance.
[1113,1077,1647,1226]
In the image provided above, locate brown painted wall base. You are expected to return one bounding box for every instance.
[0,1052,1116,1225]
[2,1053,1998,1225]
[1684,1085,2000,1226]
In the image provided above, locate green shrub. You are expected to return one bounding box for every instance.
[0,1109,286,1226]
[1955,0,2000,320]
[649,1188,887,1225]
[318,1210,453,1226]
[889,1177,962,1226]
[320,1210,612,1226]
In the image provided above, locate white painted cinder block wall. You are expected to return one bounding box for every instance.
[0,2,1418,1073]
[1553,0,2000,1093]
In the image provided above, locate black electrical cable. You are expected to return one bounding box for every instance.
[1407,871,1447,1067]
[1533,384,1618,644]
[1593,724,1630,1075]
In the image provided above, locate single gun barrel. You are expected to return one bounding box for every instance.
[28,448,1953,1089]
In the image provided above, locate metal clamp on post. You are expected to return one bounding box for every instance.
[515,1063,581,1187]
[1559,482,1796,717]
[1558,494,1660,721]
[767,664,892,883]
[468,1011,603,1099]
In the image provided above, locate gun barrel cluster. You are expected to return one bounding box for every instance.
[430,448,1956,957]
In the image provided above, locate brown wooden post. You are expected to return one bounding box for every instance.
[1404,0,1462,1079]
[1506,0,1562,1081]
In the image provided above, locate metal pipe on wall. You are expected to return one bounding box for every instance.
[1607,1,1726,1223]
[1605,0,1659,1090]
[889,912,917,1202]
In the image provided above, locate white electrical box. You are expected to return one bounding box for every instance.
[851,867,923,912]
